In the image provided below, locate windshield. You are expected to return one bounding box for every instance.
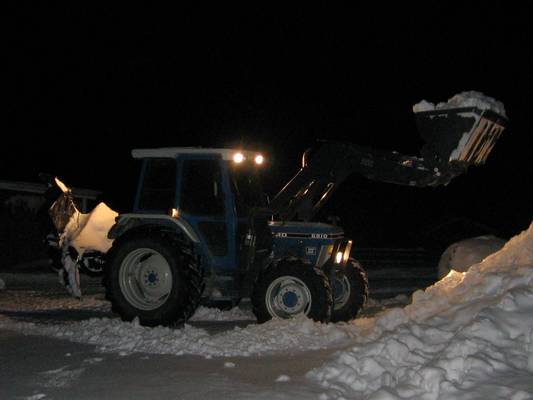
[228,164,266,215]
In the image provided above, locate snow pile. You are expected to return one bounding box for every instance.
[413,90,507,117]
[1,221,531,398]
[437,235,506,278]
[189,305,255,321]
[308,221,533,399]
[0,314,356,358]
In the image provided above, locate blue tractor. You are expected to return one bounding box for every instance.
[104,105,507,326]
[103,148,365,325]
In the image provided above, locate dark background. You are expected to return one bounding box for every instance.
[5,3,533,251]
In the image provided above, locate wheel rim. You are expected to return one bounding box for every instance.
[119,248,173,311]
[265,276,312,318]
[333,274,351,311]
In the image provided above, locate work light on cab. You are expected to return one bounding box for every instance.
[233,152,245,163]
[254,154,264,165]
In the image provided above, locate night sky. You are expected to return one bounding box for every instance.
[5,3,533,249]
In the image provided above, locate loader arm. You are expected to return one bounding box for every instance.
[269,107,507,221]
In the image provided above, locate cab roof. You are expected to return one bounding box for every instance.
[131,147,260,161]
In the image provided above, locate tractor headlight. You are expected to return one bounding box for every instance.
[254,154,264,165]
[343,240,352,262]
[334,240,352,264]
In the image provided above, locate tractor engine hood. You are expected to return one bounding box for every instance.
[269,221,344,240]
[268,221,345,266]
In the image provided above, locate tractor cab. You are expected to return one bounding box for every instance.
[120,147,271,303]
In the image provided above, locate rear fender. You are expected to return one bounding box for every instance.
[106,214,206,271]
[108,214,200,243]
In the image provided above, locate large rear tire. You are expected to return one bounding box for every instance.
[252,259,332,323]
[330,259,368,322]
[104,234,202,327]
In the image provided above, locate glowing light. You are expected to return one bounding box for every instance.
[335,251,343,264]
[54,177,70,194]
[169,208,180,218]
[254,154,264,165]
[233,153,245,163]
[343,240,352,262]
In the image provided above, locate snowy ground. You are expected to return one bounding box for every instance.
[0,269,407,400]
[1,222,532,399]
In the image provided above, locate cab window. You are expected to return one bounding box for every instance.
[137,158,176,212]
[180,159,224,216]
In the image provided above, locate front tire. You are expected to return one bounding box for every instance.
[104,234,202,327]
[330,259,368,322]
[252,259,332,323]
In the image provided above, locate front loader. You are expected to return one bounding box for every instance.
[47,92,508,327]
[269,106,507,221]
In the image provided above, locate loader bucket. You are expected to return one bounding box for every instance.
[415,107,507,166]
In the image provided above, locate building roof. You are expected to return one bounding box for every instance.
[0,180,101,200]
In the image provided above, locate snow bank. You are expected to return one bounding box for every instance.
[308,221,533,399]
[413,90,507,117]
[189,305,255,322]
[437,235,506,278]
[0,314,357,358]
[1,221,531,398]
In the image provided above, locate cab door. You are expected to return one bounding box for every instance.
[177,155,236,272]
